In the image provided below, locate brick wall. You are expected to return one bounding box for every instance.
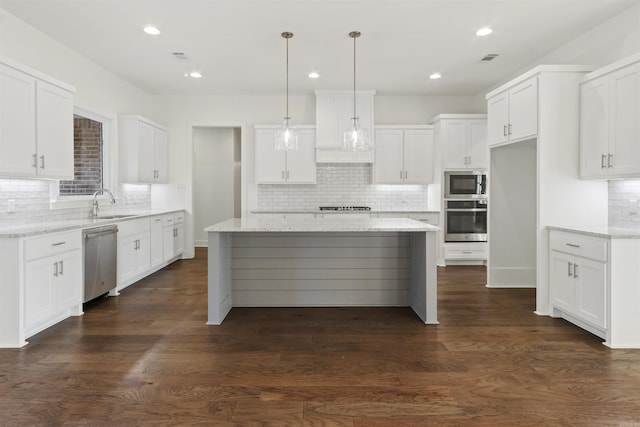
[59,116,103,195]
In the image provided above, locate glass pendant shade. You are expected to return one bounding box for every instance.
[343,117,369,151]
[274,118,298,150]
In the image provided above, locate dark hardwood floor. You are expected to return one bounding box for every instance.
[2,248,640,426]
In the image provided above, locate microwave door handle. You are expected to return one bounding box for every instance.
[478,175,486,195]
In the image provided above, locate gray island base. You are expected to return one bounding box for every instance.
[205,217,439,324]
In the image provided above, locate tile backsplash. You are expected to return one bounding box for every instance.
[0,179,151,227]
[257,163,430,211]
[609,179,640,228]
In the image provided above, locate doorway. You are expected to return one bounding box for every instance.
[193,126,241,247]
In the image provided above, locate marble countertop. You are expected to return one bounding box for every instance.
[205,217,439,233]
[251,209,440,214]
[0,209,182,238]
[548,225,640,239]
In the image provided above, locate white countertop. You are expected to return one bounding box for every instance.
[548,225,640,239]
[251,209,440,214]
[0,210,182,238]
[205,217,439,233]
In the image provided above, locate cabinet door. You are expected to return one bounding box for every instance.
[0,64,37,176]
[574,257,607,329]
[174,223,185,257]
[374,130,404,183]
[579,77,609,178]
[55,250,81,311]
[550,251,575,314]
[285,129,316,183]
[404,129,434,184]
[24,257,56,330]
[150,217,164,269]
[117,235,138,285]
[154,127,169,183]
[255,128,286,183]
[468,121,488,169]
[508,77,538,142]
[137,121,156,182]
[163,227,175,261]
[134,232,151,276]
[487,92,509,146]
[35,80,74,179]
[316,95,340,148]
[442,120,469,169]
[608,63,640,177]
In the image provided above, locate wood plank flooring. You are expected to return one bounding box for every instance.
[2,247,640,426]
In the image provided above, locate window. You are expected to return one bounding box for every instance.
[58,114,104,196]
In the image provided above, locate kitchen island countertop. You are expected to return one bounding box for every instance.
[205,217,439,233]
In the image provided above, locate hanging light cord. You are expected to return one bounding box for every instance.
[281,32,293,122]
[349,31,361,121]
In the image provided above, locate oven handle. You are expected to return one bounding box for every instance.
[446,208,487,212]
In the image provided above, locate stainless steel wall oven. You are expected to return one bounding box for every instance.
[444,199,487,242]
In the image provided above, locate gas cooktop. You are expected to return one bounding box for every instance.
[319,206,371,211]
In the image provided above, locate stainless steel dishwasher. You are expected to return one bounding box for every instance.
[83,225,118,303]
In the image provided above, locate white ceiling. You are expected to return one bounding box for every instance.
[0,0,637,96]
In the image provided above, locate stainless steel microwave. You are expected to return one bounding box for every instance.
[444,171,487,199]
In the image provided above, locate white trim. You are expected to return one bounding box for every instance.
[485,65,595,99]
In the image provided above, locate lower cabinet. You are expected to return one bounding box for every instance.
[23,230,82,339]
[150,216,165,269]
[162,212,185,262]
[117,218,151,290]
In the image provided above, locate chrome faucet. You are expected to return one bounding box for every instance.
[92,188,116,217]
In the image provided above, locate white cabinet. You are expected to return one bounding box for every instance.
[0,58,74,179]
[315,90,375,163]
[117,218,151,290]
[315,91,374,148]
[255,126,316,184]
[374,127,434,184]
[549,230,607,333]
[23,230,82,338]
[487,77,538,147]
[432,115,487,169]
[163,212,184,262]
[119,115,169,183]
[150,216,165,269]
[580,58,640,179]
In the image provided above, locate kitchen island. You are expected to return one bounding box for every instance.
[205,217,439,325]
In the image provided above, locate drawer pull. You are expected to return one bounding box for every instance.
[462,251,472,254]
[154,218,162,222]
[573,263,578,279]
[565,243,580,248]
[568,262,573,277]
[51,242,66,246]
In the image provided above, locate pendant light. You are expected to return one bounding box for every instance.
[274,31,298,151]
[343,31,371,151]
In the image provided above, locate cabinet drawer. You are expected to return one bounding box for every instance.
[162,214,175,228]
[444,243,487,259]
[173,212,184,224]
[24,231,81,261]
[549,231,607,262]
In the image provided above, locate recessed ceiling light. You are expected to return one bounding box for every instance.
[476,27,493,36]
[143,25,160,35]
[185,71,203,78]
[429,73,442,80]
[308,72,320,79]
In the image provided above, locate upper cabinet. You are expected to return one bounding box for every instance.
[119,115,169,184]
[580,55,640,179]
[432,114,487,169]
[315,90,375,163]
[487,77,538,147]
[374,126,434,184]
[0,57,75,179]
[255,125,316,184]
